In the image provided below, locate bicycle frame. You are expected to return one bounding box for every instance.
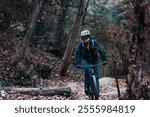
[82,62,106,100]
[88,67,99,100]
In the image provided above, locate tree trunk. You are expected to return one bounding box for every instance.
[59,0,84,76]
[0,86,71,96]
[81,0,90,25]
[55,0,69,47]
[125,0,149,99]
[11,0,44,65]
[0,0,5,9]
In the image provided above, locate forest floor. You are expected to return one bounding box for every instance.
[0,43,127,100]
[0,76,127,100]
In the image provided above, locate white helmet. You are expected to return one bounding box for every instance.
[80,30,90,37]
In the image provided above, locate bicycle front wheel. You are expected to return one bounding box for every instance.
[89,75,99,100]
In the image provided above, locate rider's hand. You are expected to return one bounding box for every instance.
[76,64,81,68]
[102,61,108,65]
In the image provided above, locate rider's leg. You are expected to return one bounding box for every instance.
[82,59,90,94]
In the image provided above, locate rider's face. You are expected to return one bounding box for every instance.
[82,35,90,43]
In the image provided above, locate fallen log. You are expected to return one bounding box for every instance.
[0,86,71,96]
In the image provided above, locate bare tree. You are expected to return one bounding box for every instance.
[81,0,90,25]
[0,0,5,9]
[125,0,150,99]
[11,0,44,65]
[107,0,150,99]
[59,0,85,76]
[55,0,69,47]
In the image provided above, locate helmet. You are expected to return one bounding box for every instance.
[80,30,90,37]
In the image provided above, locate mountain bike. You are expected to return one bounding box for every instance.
[80,62,106,100]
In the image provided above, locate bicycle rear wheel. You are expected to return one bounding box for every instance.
[88,75,99,100]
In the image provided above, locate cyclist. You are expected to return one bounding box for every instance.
[76,30,108,95]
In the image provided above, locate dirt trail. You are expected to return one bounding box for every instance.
[0,77,126,100]
[67,77,126,100]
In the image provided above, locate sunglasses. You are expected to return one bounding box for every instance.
[81,35,90,40]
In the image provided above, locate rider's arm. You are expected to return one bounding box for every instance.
[94,40,108,62]
[76,42,82,65]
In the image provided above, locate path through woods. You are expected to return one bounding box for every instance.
[0,77,126,100]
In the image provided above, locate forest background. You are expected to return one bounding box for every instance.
[0,0,150,99]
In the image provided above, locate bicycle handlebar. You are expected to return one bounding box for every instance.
[77,61,107,69]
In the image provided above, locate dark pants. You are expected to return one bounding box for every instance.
[82,59,100,93]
